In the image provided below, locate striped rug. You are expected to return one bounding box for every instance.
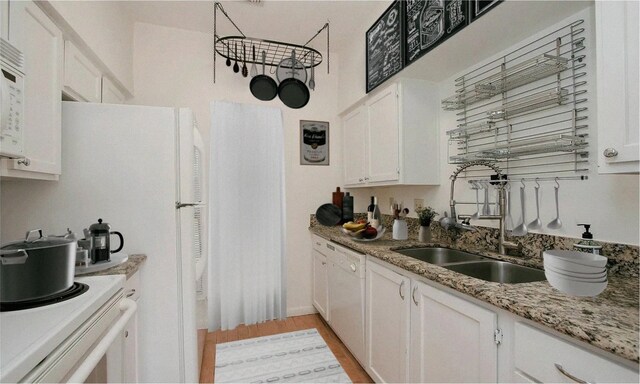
[214,328,351,383]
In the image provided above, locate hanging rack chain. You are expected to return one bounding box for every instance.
[302,22,329,48]
[214,2,246,38]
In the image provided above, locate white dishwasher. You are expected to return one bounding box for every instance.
[328,242,366,365]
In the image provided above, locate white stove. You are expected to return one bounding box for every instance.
[1,275,129,383]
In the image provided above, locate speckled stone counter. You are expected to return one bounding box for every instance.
[80,254,146,279]
[310,224,639,363]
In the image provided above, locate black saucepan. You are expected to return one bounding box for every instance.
[250,51,277,101]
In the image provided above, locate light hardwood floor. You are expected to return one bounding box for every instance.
[199,314,373,383]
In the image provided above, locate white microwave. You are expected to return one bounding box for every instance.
[0,37,25,159]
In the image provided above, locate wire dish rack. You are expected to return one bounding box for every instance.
[443,19,589,180]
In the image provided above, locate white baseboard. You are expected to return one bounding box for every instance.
[287,305,317,317]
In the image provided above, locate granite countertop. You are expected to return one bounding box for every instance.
[80,254,147,279]
[310,225,639,363]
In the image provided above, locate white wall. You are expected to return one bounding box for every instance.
[45,0,134,94]
[340,4,639,246]
[129,22,343,317]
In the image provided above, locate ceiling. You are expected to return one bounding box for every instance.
[123,0,391,54]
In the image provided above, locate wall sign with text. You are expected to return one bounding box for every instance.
[366,0,404,93]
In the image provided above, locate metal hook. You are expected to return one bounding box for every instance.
[505,181,511,191]
[535,177,540,189]
[520,178,526,188]
[555,177,560,189]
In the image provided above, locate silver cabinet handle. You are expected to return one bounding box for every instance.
[399,280,405,300]
[603,148,618,158]
[359,178,363,182]
[17,158,30,166]
[554,363,590,383]
[364,177,370,181]
[125,330,129,338]
[315,242,321,246]
[412,286,418,306]
[321,261,326,266]
[326,244,335,251]
[350,263,356,272]
[126,289,136,298]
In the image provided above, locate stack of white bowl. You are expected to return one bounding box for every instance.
[543,250,608,297]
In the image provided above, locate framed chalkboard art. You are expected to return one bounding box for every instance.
[470,0,502,22]
[405,0,469,66]
[366,0,404,93]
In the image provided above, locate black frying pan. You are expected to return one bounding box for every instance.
[277,51,310,109]
[250,51,277,101]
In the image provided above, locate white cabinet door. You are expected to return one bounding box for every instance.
[2,1,62,179]
[366,84,399,183]
[596,0,639,173]
[514,322,638,383]
[343,106,367,185]
[312,249,329,321]
[409,281,498,383]
[63,40,102,102]
[366,261,410,383]
[123,313,139,382]
[101,76,126,104]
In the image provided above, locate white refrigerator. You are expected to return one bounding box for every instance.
[1,102,203,382]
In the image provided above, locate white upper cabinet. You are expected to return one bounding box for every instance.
[596,0,639,174]
[1,1,63,180]
[101,76,126,104]
[342,79,440,187]
[0,1,8,39]
[63,40,102,103]
[343,106,368,185]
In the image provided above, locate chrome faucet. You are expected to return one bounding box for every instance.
[439,160,522,255]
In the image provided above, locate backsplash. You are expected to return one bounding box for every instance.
[310,214,639,277]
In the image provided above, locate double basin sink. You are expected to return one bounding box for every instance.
[394,247,546,284]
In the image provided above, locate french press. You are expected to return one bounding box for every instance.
[88,218,124,264]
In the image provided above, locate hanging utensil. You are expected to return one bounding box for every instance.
[547,179,563,229]
[512,181,528,236]
[241,44,248,78]
[233,42,239,73]
[309,52,316,90]
[225,43,231,67]
[528,179,542,229]
[277,50,310,109]
[250,51,277,101]
[481,182,491,216]
[470,181,480,220]
[250,44,258,77]
[504,184,514,231]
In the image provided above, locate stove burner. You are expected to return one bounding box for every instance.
[0,283,89,312]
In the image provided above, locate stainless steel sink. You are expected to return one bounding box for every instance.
[443,261,546,284]
[394,247,489,265]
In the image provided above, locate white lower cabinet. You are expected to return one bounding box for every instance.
[312,249,329,321]
[514,322,638,383]
[409,280,498,383]
[365,260,410,383]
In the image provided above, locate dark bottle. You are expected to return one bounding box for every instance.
[342,192,354,222]
[367,196,375,222]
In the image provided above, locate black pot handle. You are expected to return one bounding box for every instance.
[110,231,124,254]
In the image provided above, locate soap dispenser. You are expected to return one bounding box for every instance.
[573,224,603,255]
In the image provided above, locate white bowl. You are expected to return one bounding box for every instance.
[543,255,605,274]
[546,271,608,297]
[545,265,607,281]
[543,250,607,268]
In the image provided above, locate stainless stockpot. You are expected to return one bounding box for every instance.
[0,229,77,303]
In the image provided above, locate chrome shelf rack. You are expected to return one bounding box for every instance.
[443,19,589,180]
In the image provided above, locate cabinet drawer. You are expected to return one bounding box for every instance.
[311,234,335,256]
[124,271,141,302]
[514,322,638,383]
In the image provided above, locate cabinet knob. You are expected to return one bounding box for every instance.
[603,148,618,158]
[321,261,326,266]
[17,157,30,166]
[125,330,129,338]
[364,177,369,181]
[126,289,136,298]
[359,178,363,182]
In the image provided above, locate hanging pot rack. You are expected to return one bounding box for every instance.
[213,1,329,83]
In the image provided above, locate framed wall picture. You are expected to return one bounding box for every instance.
[300,120,329,165]
[366,0,404,93]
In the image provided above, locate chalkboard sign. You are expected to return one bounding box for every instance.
[405,0,469,65]
[470,0,502,22]
[366,0,404,93]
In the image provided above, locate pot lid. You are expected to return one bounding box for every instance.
[89,218,110,232]
[1,229,74,251]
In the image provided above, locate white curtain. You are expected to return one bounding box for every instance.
[208,101,287,331]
